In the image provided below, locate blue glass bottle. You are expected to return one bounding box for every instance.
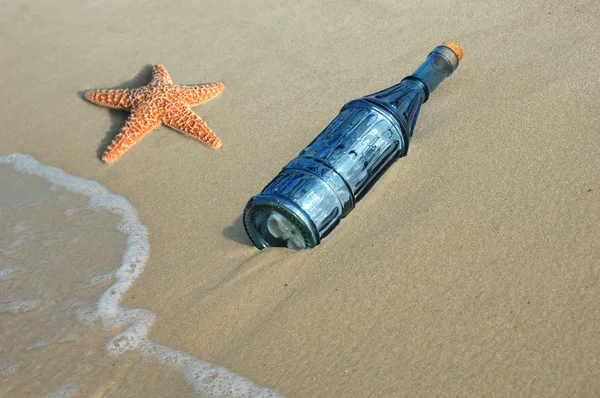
[244,42,463,249]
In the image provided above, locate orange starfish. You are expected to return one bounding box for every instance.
[85,64,224,163]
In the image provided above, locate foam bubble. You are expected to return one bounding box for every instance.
[0,153,280,397]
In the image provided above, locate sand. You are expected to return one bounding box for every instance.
[1,0,600,396]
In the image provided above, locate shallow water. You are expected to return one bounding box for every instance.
[0,154,278,397]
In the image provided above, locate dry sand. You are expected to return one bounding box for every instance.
[1,0,600,396]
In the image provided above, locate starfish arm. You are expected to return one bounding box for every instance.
[164,104,222,149]
[85,89,137,110]
[102,106,162,163]
[151,64,173,85]
[180,82,224,106]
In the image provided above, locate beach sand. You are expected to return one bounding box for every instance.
[1,0,600,396]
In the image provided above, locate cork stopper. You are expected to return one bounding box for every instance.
[442,41,463,61]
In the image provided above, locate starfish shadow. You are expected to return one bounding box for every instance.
[223,215,253,246]
[76,64,155,161]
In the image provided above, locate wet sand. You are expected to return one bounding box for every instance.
[1,0,600,396]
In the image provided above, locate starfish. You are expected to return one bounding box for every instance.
[85,64,224,163]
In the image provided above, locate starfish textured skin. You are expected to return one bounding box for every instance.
[85,64,224,163]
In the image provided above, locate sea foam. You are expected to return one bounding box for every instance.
[0,153,279,397]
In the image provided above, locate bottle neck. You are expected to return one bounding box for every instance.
[411,45,459,96]
[362,44,460,138]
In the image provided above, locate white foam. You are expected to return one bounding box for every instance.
[0,364,20,378]
[13,221,28,234]
[0,299,42,314]
[88,271,117,286]
[0,266,21,281]
[63,208,78,217]
[9,236,25,248]
[142,343,280,397]
[0,153,279,397]
[26,335,48,351]
[58,334,77,344]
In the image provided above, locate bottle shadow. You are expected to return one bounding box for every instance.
[76,64,155,161]
[223,215,253,247]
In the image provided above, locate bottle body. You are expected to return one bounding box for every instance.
[243,79,425,249]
